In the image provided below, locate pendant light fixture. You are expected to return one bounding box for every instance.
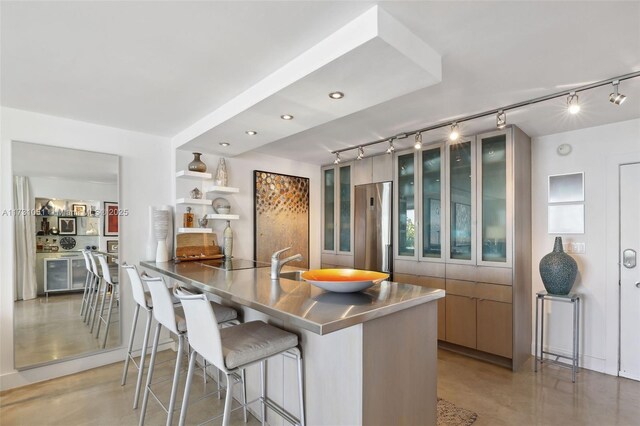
[609,80,626,105]
[414,132,423,150]
[356,146,365,160]
[567,92,580,114]
[449,123,460,141]
[496,110,507,129]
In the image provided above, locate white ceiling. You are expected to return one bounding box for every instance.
[2,1,640,165]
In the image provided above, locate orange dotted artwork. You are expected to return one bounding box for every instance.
[254,171,309,268]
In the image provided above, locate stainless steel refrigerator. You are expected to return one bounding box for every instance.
[354,181,393,275]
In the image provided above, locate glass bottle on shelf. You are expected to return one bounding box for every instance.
[223,220,233,258]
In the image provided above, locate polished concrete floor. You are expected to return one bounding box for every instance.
[1,349,639,425]
[14,293,120,368]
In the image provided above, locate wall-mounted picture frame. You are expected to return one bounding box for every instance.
[106,240,118,253]
[59,217,77,235]
[72,204,87,216]
[548,172,584,203]
[103,201,119,236]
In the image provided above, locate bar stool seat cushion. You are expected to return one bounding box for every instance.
[220,321,298,369]
[174,303,237,332]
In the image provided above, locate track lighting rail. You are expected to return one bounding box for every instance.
[330,71,640,156]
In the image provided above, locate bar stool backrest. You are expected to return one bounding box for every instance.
[174,287,226,372]
[81,250,92,272]
[97,255,113,285]
[88,251,100,277]
[122,264,148,309]
[142,276,180,335]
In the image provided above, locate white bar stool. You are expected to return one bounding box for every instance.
[139,276,238,426]
[85,251,103,327]
[79,250,95,317]
[95,254,119,348]
[121,263,183,409]
[174,287,305,426]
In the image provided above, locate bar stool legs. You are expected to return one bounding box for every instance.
[122,304,140,385]
[122,304,154,409]
[139,323,162,426]
[79,268,91,316]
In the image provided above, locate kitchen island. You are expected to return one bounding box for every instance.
[141,260,444,426]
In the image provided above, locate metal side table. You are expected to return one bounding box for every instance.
[534,291,581,382]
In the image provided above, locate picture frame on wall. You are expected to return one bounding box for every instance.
[103,201,119,236]
[253,170,310,269]
[59,217,77,235]
[72,204,87,216]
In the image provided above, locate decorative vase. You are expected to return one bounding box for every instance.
[215,158,229,186]
[188,152,207,172]
[154,210,170,262]
[539,237,578,295]
[223,220,233,258]
[190,187,202,199]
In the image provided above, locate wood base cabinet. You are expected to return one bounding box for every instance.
[477,299,512,359]
[445,294,476,348]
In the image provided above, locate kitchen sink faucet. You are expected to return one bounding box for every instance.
[271,247,303,279]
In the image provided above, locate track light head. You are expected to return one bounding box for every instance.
[386,138,396,154]
[414,133,423,150]
[496,110,507,130]
[567,92,580,114]
[356,146,364,160]
[449,123,460,141]
[334,152,341,164]
[609,81,626,105]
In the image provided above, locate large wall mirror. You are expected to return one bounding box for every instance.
[12,141,120,369]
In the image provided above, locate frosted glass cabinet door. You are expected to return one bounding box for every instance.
[71,258,87,289]
[45,259,69,292]
[448,141,474,261]
[339,165,351,252]
[323,168,335,251]
[422,146,443,258]
[478,131,511,265]
[397,152,416,257]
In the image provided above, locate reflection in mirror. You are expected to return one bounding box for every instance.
[12,141,120,369]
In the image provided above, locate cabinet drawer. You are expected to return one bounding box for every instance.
[476,282,512,303]
[445,279,475,298]
[445,294,476,348]
[477,300,513,358]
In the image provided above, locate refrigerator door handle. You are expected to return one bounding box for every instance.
[385,244,393,273]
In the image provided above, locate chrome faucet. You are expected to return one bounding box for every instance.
[271,247,303,279]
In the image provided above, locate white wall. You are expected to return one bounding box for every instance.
[0,107,173,390]
[29,176,117,203]
[175,150,321,268]
[531,118,640,375]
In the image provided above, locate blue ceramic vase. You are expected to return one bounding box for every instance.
[539,237,578,295]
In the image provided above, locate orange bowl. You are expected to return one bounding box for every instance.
[301,269,389,293]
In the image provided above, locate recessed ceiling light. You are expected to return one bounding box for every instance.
[246,130,257,135]
[280,114,294,120]
[219,142,230,147]
[329,91,344,99]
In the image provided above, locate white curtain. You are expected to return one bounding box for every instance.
[14,176,37,301]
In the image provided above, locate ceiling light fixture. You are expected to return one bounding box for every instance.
[609,80,626,105]
[356,146,365,160]
[281,114,294,120]
[246,130,257,135]
[327,71,640,164]
[329,91,344,99]
[449,123,460,141]
[414,132,423,150]
[386,138,396,154]
[496,110,507,129]
[567,92,580,114]
[219,142,230,147]
[334,152,341,164]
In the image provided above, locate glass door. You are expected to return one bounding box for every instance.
[421,145,444,260]
[396,151,416,257]
[322,167,335,252]
[45,258,70,292]
[70,258,87,289]
[477,130,512,266]
[446,139,476,263]
[338,165,352,253]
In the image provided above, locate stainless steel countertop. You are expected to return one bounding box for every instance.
[140,260,445,335]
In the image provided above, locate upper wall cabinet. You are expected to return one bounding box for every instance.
[394,128,518,269]
[322,163,353,254]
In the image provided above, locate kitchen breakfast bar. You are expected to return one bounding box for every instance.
[141,260,445,426]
